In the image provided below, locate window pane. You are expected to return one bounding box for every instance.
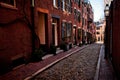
[67,23,72,37]
[1,0,15,5]
[97,32,100,34]
[53,0,58,7]
[62,22,66,38]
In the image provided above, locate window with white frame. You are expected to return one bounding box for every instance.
[62,0,72,12]
[61,22,66,39]
[0,0,16,6]
[53,0,58,8]
[74,8,77,19]
[77,11,81,22]
[66,23,72,37]
[62,0,65,11]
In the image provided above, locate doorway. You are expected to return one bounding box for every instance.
[38,12,47,45]
[73,27,77,45]
[52,19,58,46]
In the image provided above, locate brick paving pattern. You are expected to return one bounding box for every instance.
[0,44,117,80]
[0,45,87,80]
[32,44,101,80]
[99,46,118,80]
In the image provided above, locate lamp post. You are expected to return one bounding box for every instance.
[32,0,35,7]
[104,4,109,17]
[104,4,109,59]
[31,0,36,52]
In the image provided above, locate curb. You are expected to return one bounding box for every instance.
[24,45,88,80]
[94,45,103,80]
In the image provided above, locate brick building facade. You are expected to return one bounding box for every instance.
[0,0,33,74]
[96,21,105,43]
[0,0,95,74]
[105,0,120,78]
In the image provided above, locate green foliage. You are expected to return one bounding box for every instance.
[60,42,68,51]
[69,43,72,49]
[79,43,82,47]
[32,48,44,61]
[78,29,81,40]
[50,44,56,55]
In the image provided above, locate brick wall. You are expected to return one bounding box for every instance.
[0,0,32,74]
[34,0,82,47]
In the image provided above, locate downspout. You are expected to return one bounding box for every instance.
[31,0,40,53]
[31,0,35,52]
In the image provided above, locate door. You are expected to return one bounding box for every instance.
[73,27,77,45]
[52,23,58,46]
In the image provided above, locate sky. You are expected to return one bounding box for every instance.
[89,0,104,22]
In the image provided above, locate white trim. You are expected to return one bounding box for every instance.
[68,21,72,23]
[73,25,77,27]
[53,0,58,8]
[0,1,17,10]
[62,20,67,22]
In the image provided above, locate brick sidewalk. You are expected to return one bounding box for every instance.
[96,45,118,80]
[0,45,88,80]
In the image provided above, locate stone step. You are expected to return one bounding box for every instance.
[56,47,61,51]
[42,48,63,60]
[56,49,64,54]
[42,54,53,60]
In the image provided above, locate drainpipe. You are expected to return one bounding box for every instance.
[31,0,35,52]
[31,0,35,27]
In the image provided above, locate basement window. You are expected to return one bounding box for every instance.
[0,0,16,9]
[12,57,25,68]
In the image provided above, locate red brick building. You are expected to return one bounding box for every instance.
[82,0,94,44]
[34,0,84,48]
[105,0,120,78]
[0,0,34,74]
[0,0,95,74]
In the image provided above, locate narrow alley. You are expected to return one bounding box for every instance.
[0,0,120,80]
[32,43,101,80]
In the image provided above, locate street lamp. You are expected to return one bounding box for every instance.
[32,0,35,7]
[104,4,109,59]
[104,4,109,17]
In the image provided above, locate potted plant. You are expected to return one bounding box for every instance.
[60,41,68,51]
[32,48,44,61]
[50,44,57,55]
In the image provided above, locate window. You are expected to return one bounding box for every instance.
[78,29,82,40]
[74,0,81,7]
[96,27,100,30]
[77,11,81,22]
[66,23,72,37]
[61,22,66,39]
[82,18,84,26]
[1,0,15,6]
[62,0,72,12]
[53,0,58,8]
[97,32,100,34]
[78,0,81,7]
[62,22,72,40]
[74,8,77,19]
[74,9,81,22]
[62,0,65,10]
[98,37,100,41]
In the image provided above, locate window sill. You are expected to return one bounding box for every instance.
[53,5,58,9]
[0,2,18,10]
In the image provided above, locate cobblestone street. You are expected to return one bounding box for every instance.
[32,44,101,80]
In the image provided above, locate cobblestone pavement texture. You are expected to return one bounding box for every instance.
[0,45,86,80]
[32,44,101,80]
[99,46,118,80]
